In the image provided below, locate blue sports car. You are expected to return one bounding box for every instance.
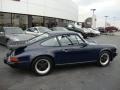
[4,31,117,75]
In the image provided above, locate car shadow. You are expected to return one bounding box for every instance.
[53,63,97,75]
[4,63,97,77]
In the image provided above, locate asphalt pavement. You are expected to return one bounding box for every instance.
[0,35,120,90]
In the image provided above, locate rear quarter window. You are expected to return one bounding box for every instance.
[41,37,59,46]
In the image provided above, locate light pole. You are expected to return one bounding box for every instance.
[91,9,96,29]
[104,16,109,28]
[112,17,116,26]
[91,9,96,15]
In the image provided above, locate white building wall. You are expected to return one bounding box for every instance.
[0,0,78,21]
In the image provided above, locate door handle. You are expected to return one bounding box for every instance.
[62,49,71,52]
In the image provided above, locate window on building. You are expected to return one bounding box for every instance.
[32,16,44,27]
[19,15,28,30]
[12,14,28,30]
[44,17,56,28]
[12,14,20,27]
[0,13,12,27]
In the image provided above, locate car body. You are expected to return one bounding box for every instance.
[90,28,101,35]
[51,27,69,32]
[0,27,35,46]
[51,27,83,38]
[105,26,118,33]
[25,26,52,36]
[98,27,106,33]
[85,28,100,36]
[66,23,88,38]
[4,31,117,75]
[67,27,88,38]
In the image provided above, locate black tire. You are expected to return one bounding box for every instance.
[97,51,111,67]
[31,56,54,76]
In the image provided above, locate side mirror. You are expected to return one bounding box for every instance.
[80,43,87,47]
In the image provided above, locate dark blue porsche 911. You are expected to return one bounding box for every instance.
[4,31,117,75]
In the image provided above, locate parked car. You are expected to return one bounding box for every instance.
[66,27,88,38]
[86,28,100,36]
[4,31,117,76]
[105,26,118,33]
[98,27,106,33]
[51,27,83,38]
[25,26,52,36]
[0,27,35,46]
[51,27,69,31]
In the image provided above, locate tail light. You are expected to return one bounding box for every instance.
[9,57,19,63]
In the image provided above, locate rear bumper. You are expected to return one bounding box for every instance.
[4,58,30,69]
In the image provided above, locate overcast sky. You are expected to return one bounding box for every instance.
[72,0,120,27]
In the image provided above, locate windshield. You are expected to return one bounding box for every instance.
[37,27,51,33]
[52,27,68,31]
[4,27,24,34]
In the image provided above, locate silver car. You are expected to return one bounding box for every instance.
[25,26,52,36]
[0,27,35,46]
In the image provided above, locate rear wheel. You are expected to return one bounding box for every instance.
[32,57,54,76]
[97,51,111,66]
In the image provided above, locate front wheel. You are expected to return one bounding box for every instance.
[97,51,111,66]
[32,57,53,76]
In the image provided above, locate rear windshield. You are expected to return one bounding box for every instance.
[28,33,49,44]
[7,33,49,48]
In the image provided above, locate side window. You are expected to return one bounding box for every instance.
[67,35,79,45]
[75,35,84,44]
[41,37,59,46]
[27,28,34,32]
[34,28,39,33]
[58,35,72,46]
[27,28,38,33]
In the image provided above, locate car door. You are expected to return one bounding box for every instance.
[68,35,98,63]
[57,34,97,64]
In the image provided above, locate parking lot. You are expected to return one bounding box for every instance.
[0,35,120,90]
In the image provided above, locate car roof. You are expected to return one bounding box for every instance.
[47,31,78,36]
